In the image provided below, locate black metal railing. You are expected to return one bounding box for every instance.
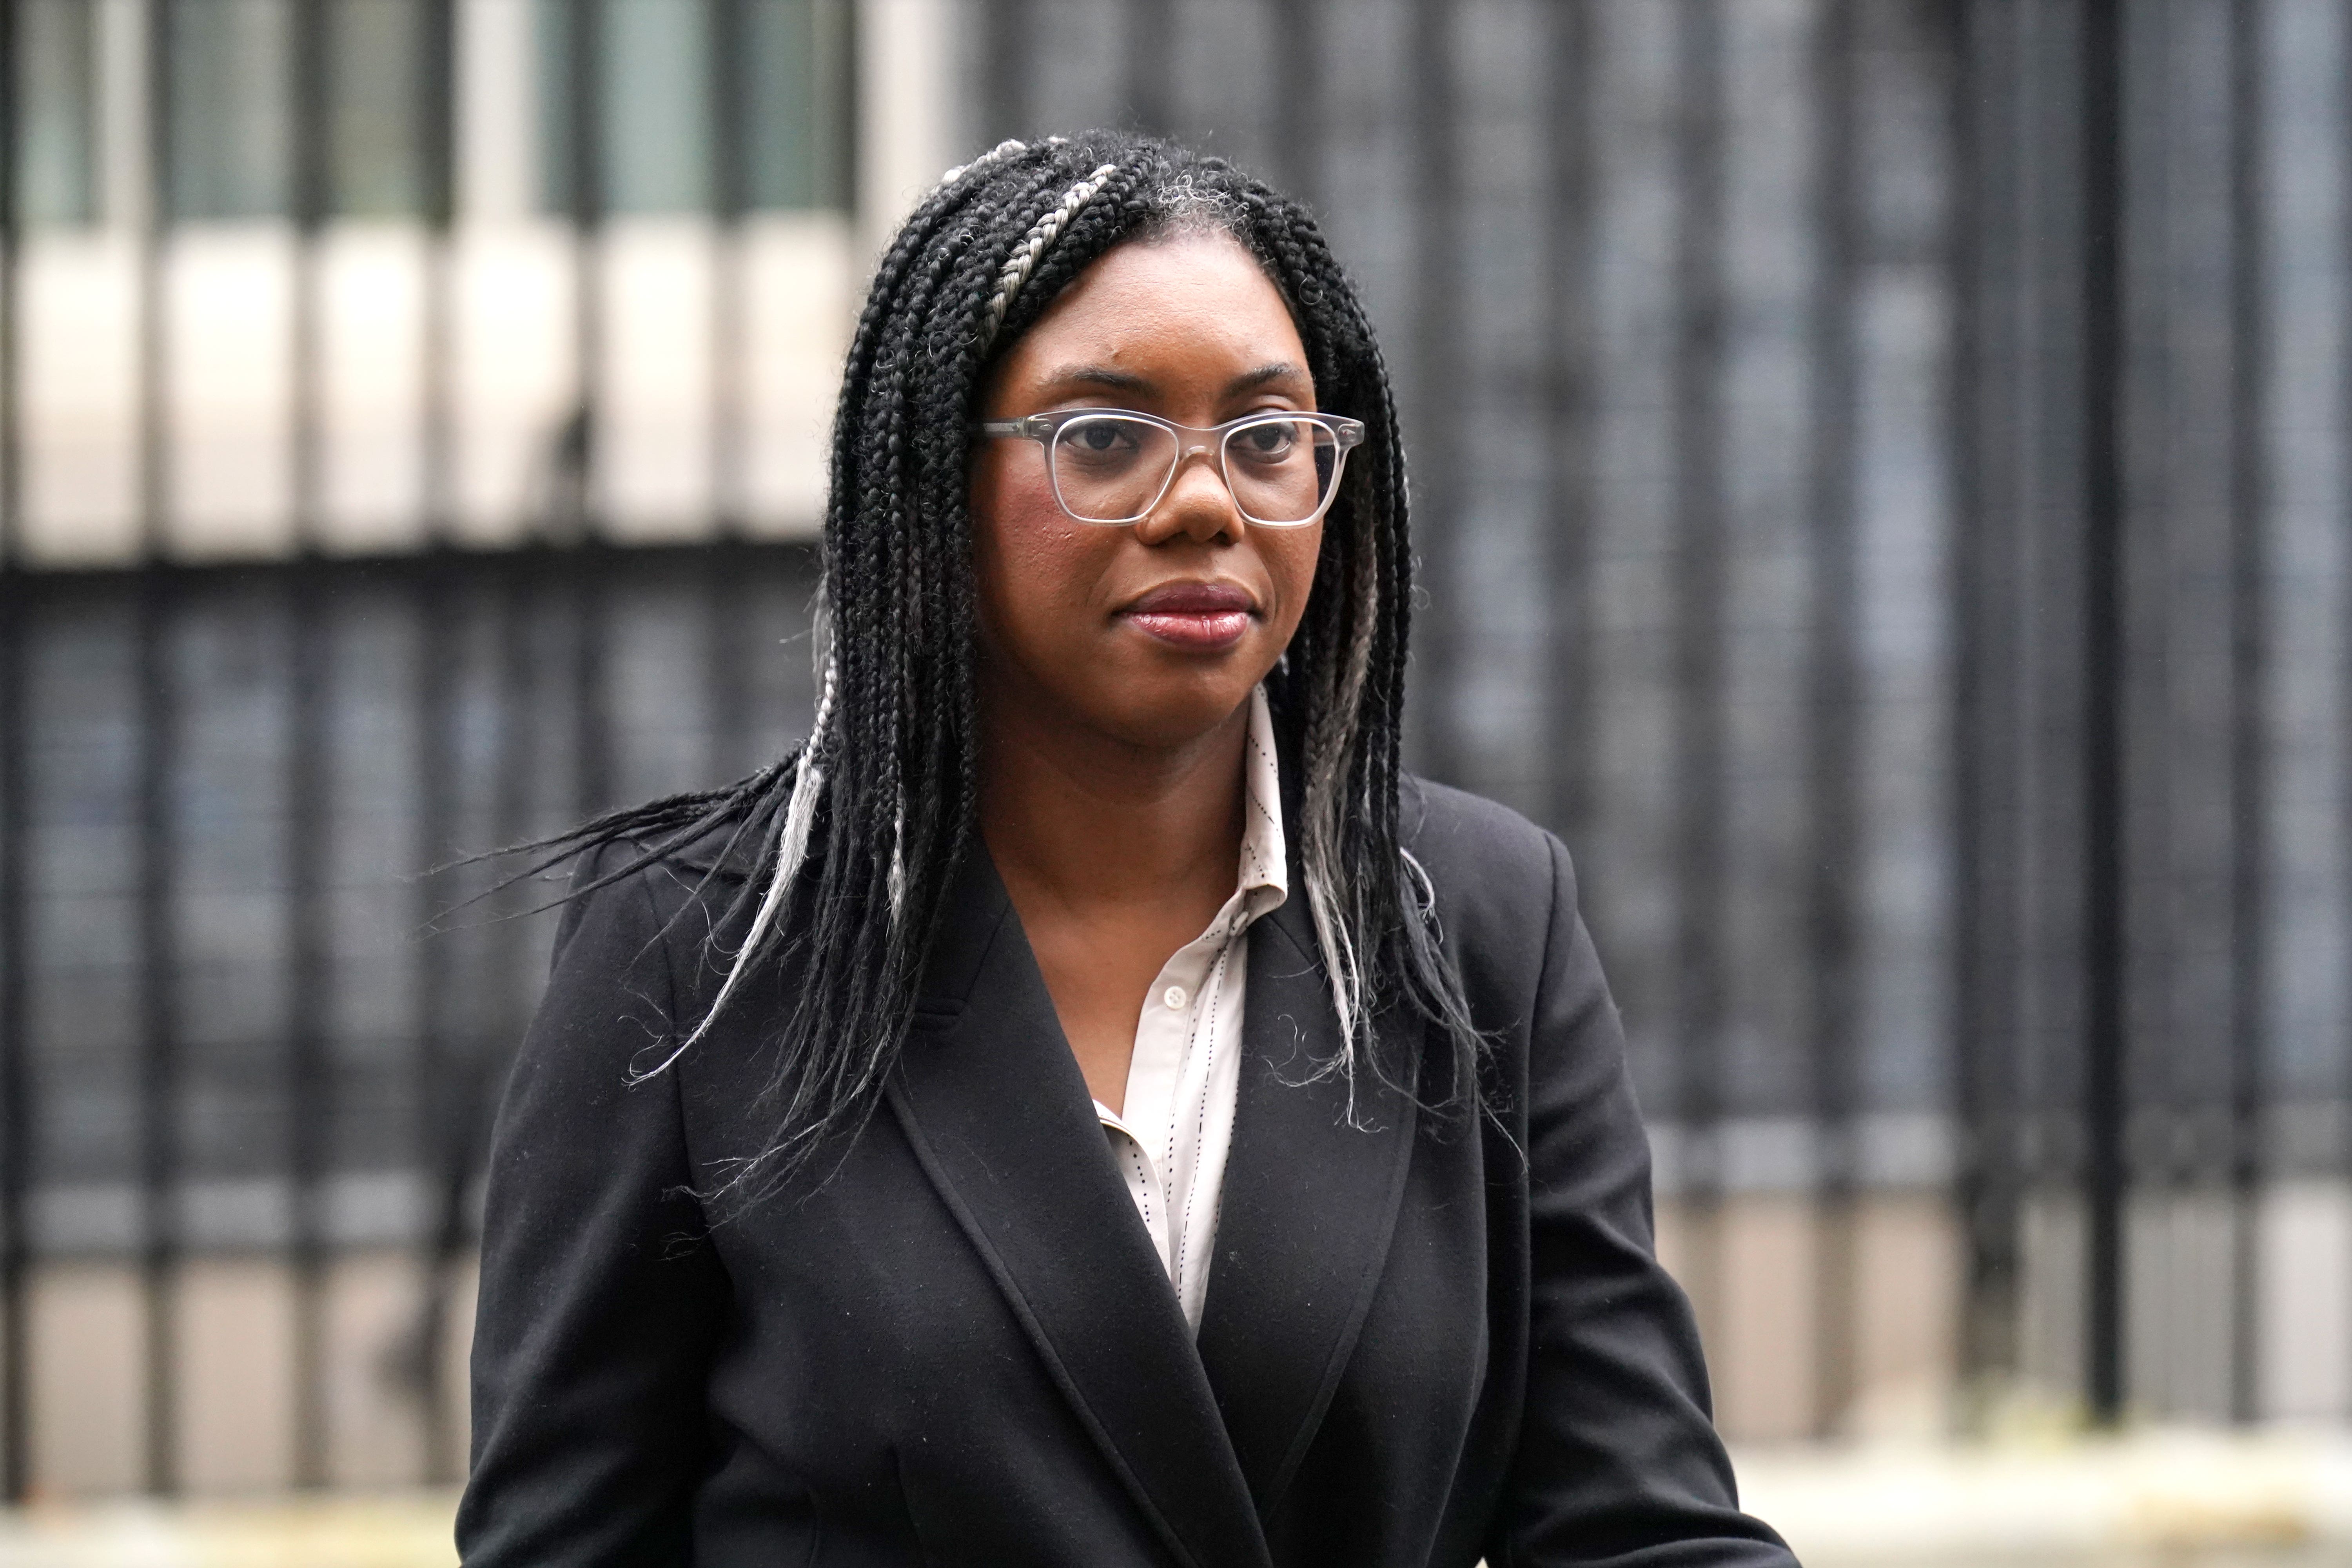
[979,0,2352,1437]
[1,545,822,1493]
[1,0,2349,1499]
[0,0,849,1496]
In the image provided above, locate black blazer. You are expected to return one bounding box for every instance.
[458,780,1795,1568]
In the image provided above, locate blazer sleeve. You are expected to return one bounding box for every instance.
[1486,834,1796,1568]
[456,850,733,1566]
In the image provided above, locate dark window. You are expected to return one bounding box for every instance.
[167,0,439,222]
[326,0,435,219]
[538,0,852,218]
[16,0,100,225]
[743,0,853,212]
[167,0,293,220]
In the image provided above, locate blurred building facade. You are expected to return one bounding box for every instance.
[1,0,2349,1501]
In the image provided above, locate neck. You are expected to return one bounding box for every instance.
[978,687,1248,915]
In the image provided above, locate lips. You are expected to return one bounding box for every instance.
[1120,581,1257,652]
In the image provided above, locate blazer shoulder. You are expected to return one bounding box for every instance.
[514,835,787,1157]
[1395,778,1582,1029]
[1398,776,1571,924]
[541,829,746,995]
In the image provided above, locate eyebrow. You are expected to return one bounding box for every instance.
[1228,362,1309,393]
[1033,361,1311,399]
[1036,365,1154,397]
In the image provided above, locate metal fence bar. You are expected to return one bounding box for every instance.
[419,0,454,545]
[283,0,332,1488]
[837,0,858,218]
[707,0,757,779]
[705,539,757,782]
[1125,0,1171,134]
[0,573,22,1508]
[2333,0,2352,1427]
[2227,0,2270,1428]
[1265,0,1323,219]
[565,0,605,550]
[135,0,181,1496]
[566,0,612,814]
[420,0,528,1482]
[1539,0,1593,847]
[1807,0,1861,1442]
[133,587,180,1499]
[2080,0,2129,1428]
[1949,0,2014,1413]
[711,0,748,539]
[981,0,1029,145]
[2342,0,2352,1432]
[472,552,535,1430]
[0,0,18,575]
[0,0,31,1504]
[282,580,332,1486]
[410,553,461,1485]
[1669,0,1729,1319]
[423,4,460,1461]
[409,0,463,1483]
[1406,0,1461,784]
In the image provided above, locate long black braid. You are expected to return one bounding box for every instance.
[517,132,1484,1199]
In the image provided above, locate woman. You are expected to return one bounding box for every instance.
[458,133,1795,1568]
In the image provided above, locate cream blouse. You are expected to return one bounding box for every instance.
[1091,685,1287,1333]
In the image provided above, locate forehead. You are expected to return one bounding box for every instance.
[998,231,1307,383]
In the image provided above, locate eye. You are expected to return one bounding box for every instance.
[1068,419,1141,455]
[1229,418,1303,463]
[1055,414,1158,464]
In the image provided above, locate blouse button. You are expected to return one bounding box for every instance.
[1162,985,1187,1010]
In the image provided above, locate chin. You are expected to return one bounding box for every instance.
[1091,670,1259,751]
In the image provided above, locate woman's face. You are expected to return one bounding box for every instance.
[971,231,1324,754]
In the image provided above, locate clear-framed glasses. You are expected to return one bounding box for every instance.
[975,408,1367,527]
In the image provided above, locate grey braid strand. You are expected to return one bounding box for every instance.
[934,137,1030,193]
[978,162,1122,352]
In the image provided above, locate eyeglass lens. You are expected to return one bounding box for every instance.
[1049,415,1342,524]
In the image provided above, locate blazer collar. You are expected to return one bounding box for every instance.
[887,846,1273,1568]
[676,766,1421,1541]
[1194,890,1421,1525]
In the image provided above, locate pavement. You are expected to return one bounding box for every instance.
[1739,1428,2352,1566]
[0,1491,459,1567]
[0,1429,2343,1566]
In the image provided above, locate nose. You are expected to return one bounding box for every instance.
[1133,442,1243,545]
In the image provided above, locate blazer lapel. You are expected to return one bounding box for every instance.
[887,848,1272,1568]
[1194,894,1422,1524]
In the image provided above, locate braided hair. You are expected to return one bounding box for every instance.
[527,132,1481,1199]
